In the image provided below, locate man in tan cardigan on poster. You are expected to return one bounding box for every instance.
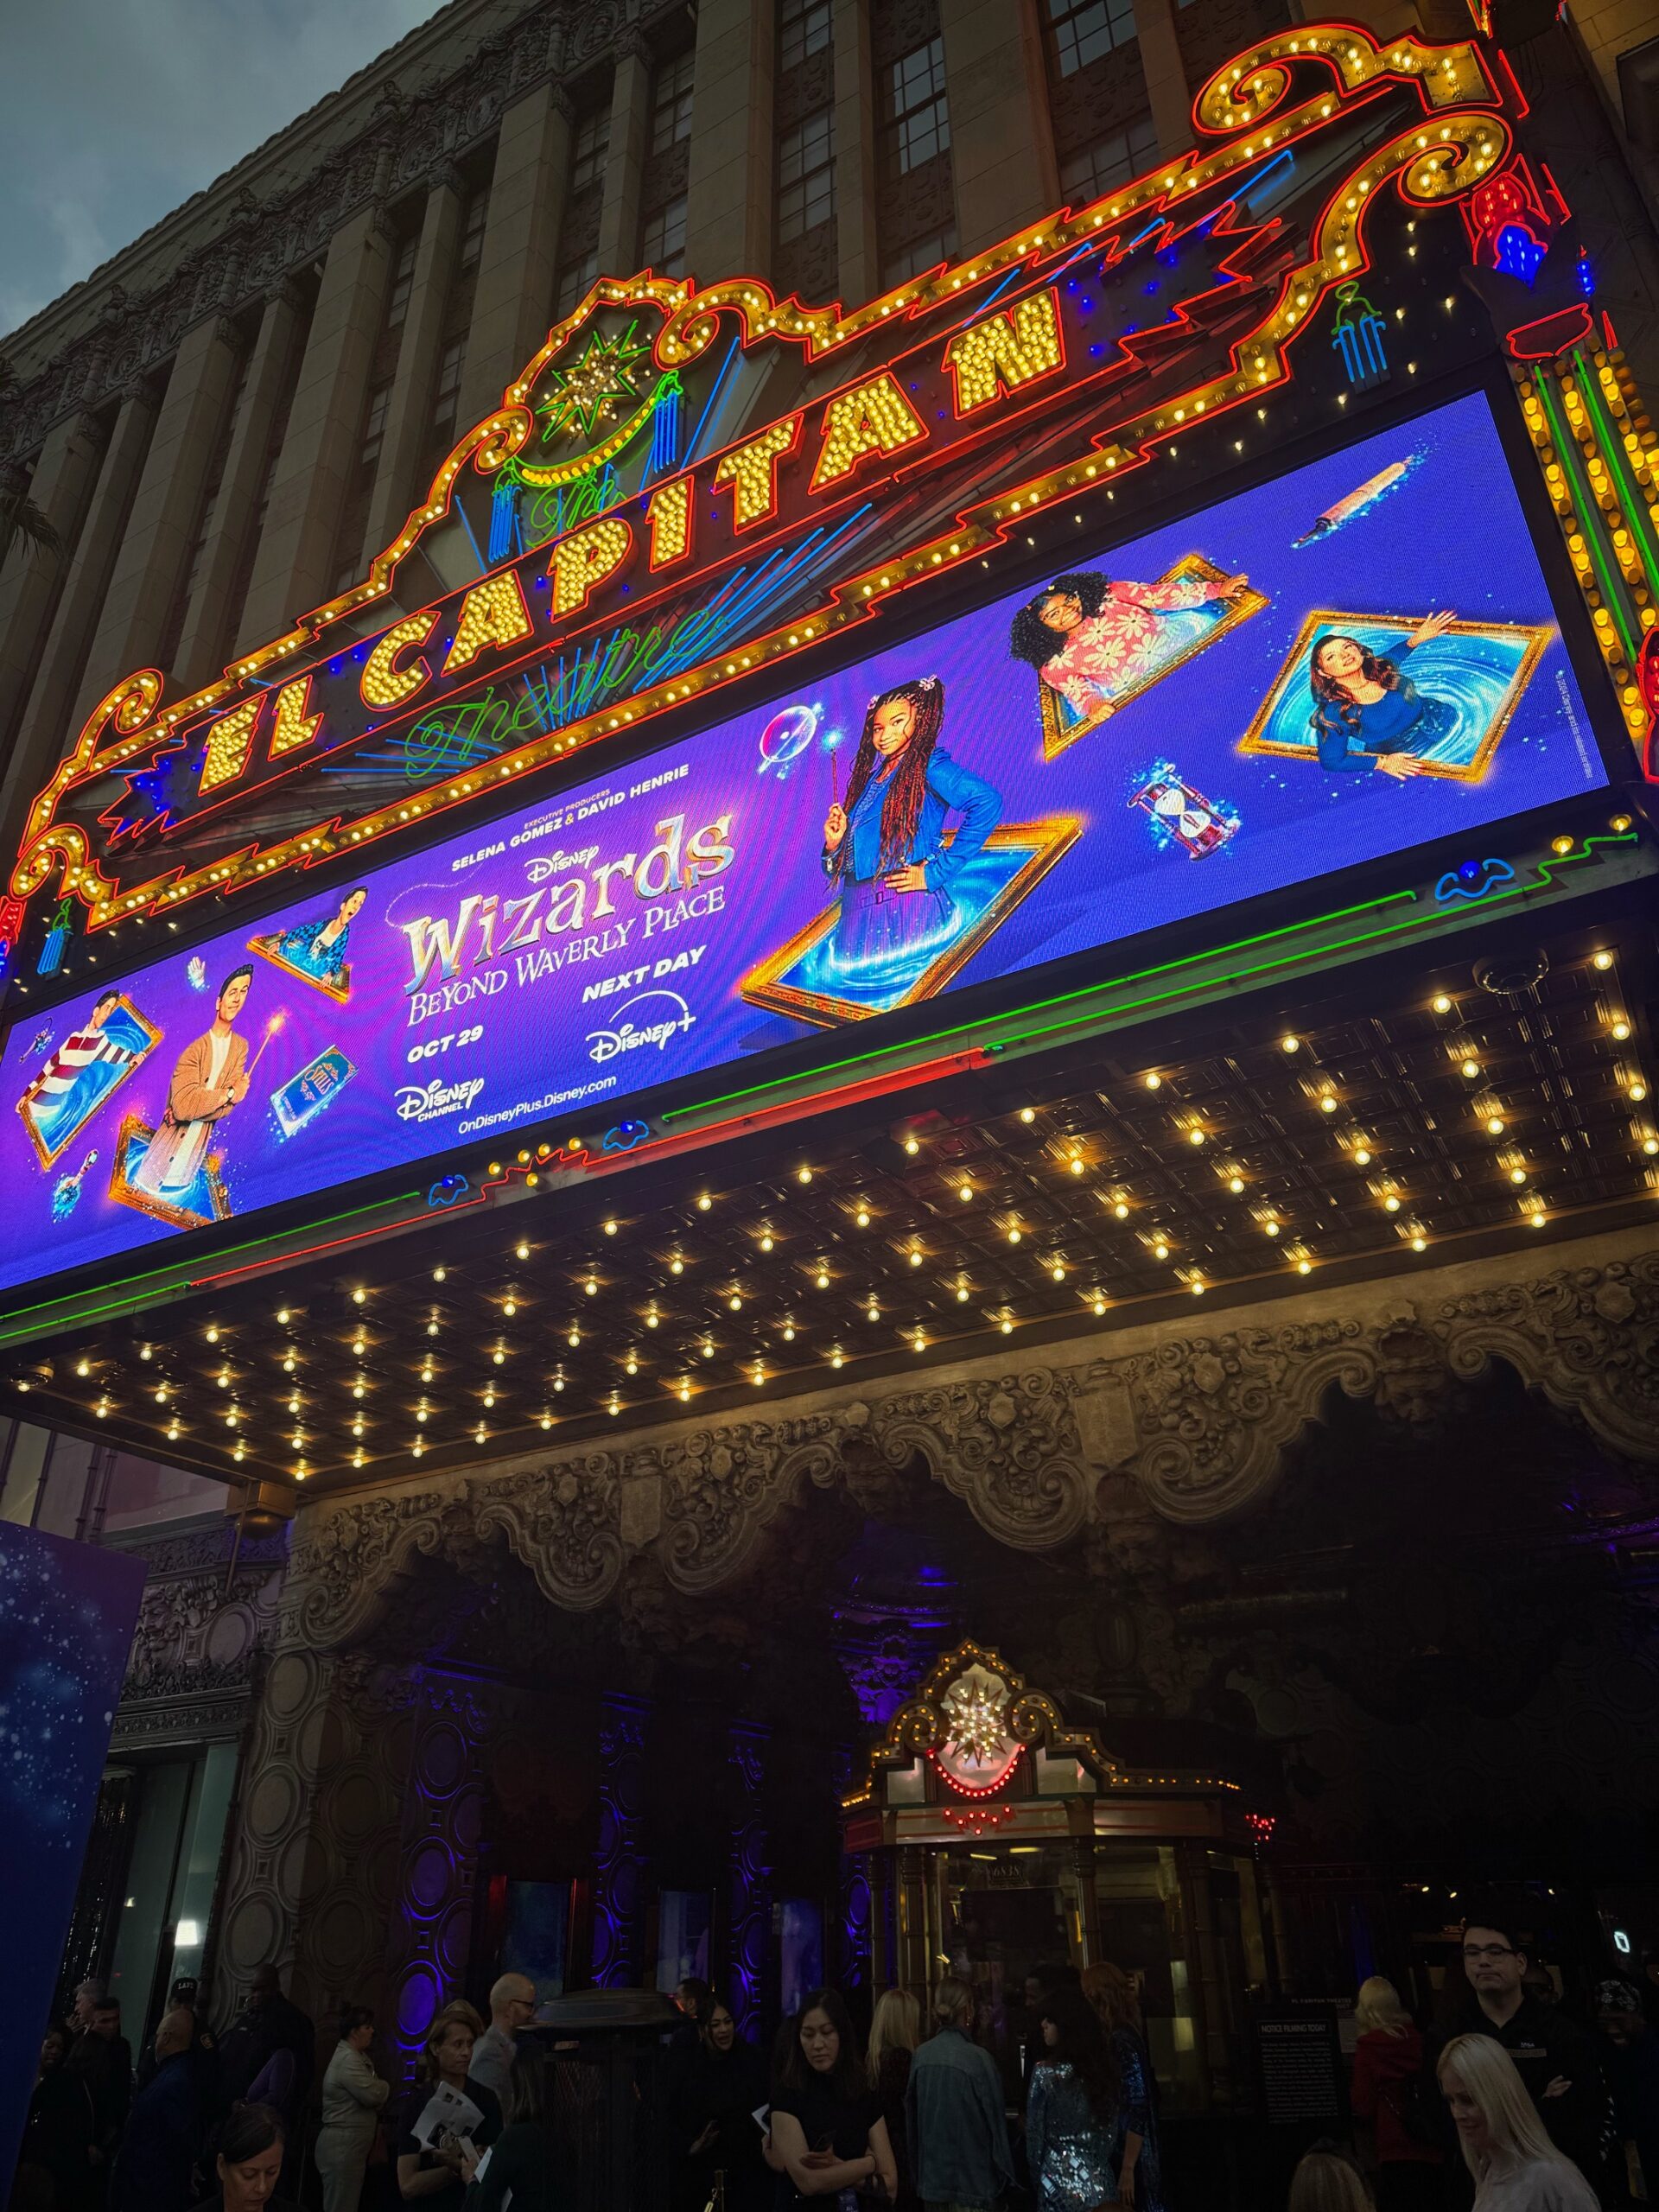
[132,966,253,1198]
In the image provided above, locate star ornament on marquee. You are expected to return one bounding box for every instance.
[539,327,651,443]
[932,1669,1020,1795]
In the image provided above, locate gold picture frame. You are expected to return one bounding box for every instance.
[16,994,162,1168]
[1035,554,1268,761]
[739,817,1083,1029]
[1236,610,1552,782]
[106,1111,232,1230]
[247,930,353,1002]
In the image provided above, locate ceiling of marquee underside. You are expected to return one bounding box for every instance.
[11,903,1654,1491]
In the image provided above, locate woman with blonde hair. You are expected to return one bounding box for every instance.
[394,1999,502,2207]
[1080,1964,1161,2211]
[1287,2144,1376,2210]
[1350,1977,1440,2209]
[1435,2034,1599,2209]
[868,1987,923,2209]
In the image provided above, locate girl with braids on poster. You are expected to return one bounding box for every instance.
[821,677,1003,983]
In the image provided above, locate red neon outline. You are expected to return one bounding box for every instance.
[943,287,1068,418]
[809,371,931,494]
[268,672,324,762]
[645,474,694,569]
[929,1745,1023,1799]
[359,607,440,711]
[440,569,536,679]
[713,412,803,531]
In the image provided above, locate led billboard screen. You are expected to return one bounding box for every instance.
[0,390,1607,1295]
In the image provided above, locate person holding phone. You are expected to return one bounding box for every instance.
[766,1989,897,2203]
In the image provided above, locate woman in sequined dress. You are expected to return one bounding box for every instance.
[1027,1986,1122,2210]
[1081,1963,1162,2211]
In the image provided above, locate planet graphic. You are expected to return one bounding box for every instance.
[756,702,821,777]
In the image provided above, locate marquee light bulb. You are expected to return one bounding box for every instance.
[516,1242,530,1261]
[1092,1296,1107,1315]
[1000,1316,1014,1334]
[1228,1174,1245,1193]
[830,1348,844,1370]
[1007,1227,1021,1245]
[1051,1262,1065,1281]
[677,1381,692,1401]
[1143,1072,1161,1090]
[139,1344,153,1362]
[760,1234,774,1252]
[503,1299,518,1318]
[697,1195,712,1211]
[276,1308,290,1325]
[1297,1257,1313,1274]
[728,1293,742,1311]
[903,1137,919,1156]
[433,1267,446,1281]
[1630,1082,1649,1103]
[1485,1116,1505,1135]
[1154,1241,1170,1260]
[670,1256,684,1273]
[1069,1155,1085,1175]
[603,1218,618,1236]
[957,1283,970,1302]
[352,1288,366,1306]
[1114,1200,1129,1219]
[797,1166,813,1184]
[206,1327,219,1345]
[702,1340,715,1359]
[782,1323,796,1342]
[1281,1034,1300,1054]
[584,1277,598,1297]
[1611,1017,1632,1040]
[909,1249,923,1268]
[816,1268,830,1288]
[645,1307,659,1329]
[1020,1107,1035,1123]
[855,1208,871,1227]
[1432,994,1452,1013]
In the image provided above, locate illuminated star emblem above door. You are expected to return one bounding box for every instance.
[540,326,652,443]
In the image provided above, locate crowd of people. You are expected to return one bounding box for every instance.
[13,1903,1659,2212]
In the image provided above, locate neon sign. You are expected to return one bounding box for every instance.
[10,23,1517,943]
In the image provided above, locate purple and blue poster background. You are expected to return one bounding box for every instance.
[0,1521,145,2185]
[0,390,1608,1296]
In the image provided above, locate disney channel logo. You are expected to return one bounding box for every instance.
[394,1075,487,1122]
[584,991,696,1065]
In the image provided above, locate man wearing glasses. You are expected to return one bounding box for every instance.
[1425,1908,1608,2196]
[468,1974,539,2099]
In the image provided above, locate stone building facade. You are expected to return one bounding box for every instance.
[6,0,1659,2120]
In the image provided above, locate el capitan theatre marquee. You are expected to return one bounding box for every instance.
[0,22,1648,1313]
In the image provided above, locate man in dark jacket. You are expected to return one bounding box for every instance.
[110,2007,200,2212]
[66,1998,132,2201]
[1425,1911,1606,2197]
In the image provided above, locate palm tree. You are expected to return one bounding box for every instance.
[0,359,60,571]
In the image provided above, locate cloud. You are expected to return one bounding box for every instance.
[0,0,443,344]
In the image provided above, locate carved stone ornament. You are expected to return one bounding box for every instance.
[282,1230,1659,1649]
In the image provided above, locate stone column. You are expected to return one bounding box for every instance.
[382,1675,494,2082]
[0,410,105,752]
[833,0,880,306]
[169,283,305,695]
[1131,0,1193,162]
[67,315,244,734]
[596,33,654,278]
[233,204,394,653]
[3,385,157,835]
[938,0,1058,255]
[591,1693,647,1987]
[459,85,573,429]
[368,178,463,559]
[211,1644,417,2031]
[728,1721,772,2037]
[684,0,776,283]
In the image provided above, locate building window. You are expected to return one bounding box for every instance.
[651,52,696,156]
[555,251,600,319]
[640,195,687,276]
[886,38,950,175]
[1046,0,1137,76]
[1059,112,1159,201]
[428,337,467,455]
[777,109,836,244]
[385,230,420,330]
[882,226,957,286]
[779,0,832,70]
[457,185,489,273]
[571,107,611,194]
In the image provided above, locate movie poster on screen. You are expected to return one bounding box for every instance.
[0,390,1609,1296]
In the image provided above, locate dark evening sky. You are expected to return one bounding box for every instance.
[0,0,442,341]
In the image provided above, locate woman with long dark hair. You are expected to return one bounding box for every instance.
[461,2038,564,2211]
[1009,568,1249,722]
[275,887,369,984]
[1306,614,1457,777]
[671,1993,768,2212]
[766,1988,897,2203]
[1080,1964,1160,2211]
[821,677,1001,978]
[1027,1984,1122,2210]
